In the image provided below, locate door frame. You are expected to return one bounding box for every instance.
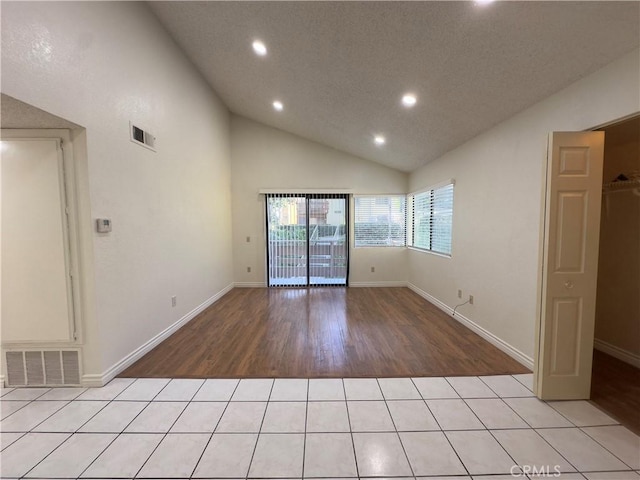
[534,113,639,399]
[1,129,83,345]
[264,192,350,287]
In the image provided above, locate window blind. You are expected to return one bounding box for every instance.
[408,183,454,255]
[354,196,406,247]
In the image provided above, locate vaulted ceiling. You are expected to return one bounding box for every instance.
[150,1,639,172]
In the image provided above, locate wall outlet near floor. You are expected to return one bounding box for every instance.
[469,295,474,305]
[371,266,375,273]
[171,296,177,307]
[246,236,251,243]
[247,266,251,273]
[457,289,462,298]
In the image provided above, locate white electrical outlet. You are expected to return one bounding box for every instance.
[457,289,462,298]
[469,295,474,305]
[371,266,375,273]
[171,296,177,307]
[247,266,251,273]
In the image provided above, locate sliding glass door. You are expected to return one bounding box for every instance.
[266,194,348,287]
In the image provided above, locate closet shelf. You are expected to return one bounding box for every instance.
[602,172,640,195]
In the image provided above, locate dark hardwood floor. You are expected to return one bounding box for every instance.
[120,287,529,378]
[591,349,640,435]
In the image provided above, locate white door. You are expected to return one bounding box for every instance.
[535,131,605,400]
[1,137,75,343]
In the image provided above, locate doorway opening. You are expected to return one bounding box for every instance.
[266,193,349,287]
[591,115,640,434]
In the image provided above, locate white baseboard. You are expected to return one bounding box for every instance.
[82,283,234,387]
[234,282,266,288]
[407,283,534,370]
[349,281,408,287]
[594,339,640,368]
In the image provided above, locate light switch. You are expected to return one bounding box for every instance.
[96,218,112,233]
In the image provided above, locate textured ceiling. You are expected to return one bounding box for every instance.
[149,1,639,172]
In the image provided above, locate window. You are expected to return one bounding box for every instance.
[354,195,406,247]
[408,182,454,255]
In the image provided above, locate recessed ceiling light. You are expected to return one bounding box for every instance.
[475,0,495,5]
[402,94,417,107]
[273,100,284,111]
[374,135,386,146]
[252,40,267,56]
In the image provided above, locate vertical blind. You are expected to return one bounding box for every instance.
[266,194,308,287]
[408,182,454,255]
[354,195,406,247]
[266,193,348,287]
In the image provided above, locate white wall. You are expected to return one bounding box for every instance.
[408,49,640,361]
[230,116,408,286]
[1,2,234,380]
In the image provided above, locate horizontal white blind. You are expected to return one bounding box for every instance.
[354,196,406,247]
[409,183,454,255]
[412,191,431,250]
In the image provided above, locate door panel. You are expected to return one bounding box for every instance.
[1,138,73,342]
[536,131,604,399]
[308,196,347,286]
[267,195,308,287]
[554,192,587,272]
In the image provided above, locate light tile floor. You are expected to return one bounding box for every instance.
[1,374,638,479]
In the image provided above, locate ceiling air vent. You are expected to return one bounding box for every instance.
[130,122,156,151]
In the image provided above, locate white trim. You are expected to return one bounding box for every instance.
[407,283,534,370]
[81,284,234,387]
[234,282,267,288]
[0,375,5,387]
[350,281,408,288]
[407,246,452,259]
[594,339,640,368]
[259,188,353,194]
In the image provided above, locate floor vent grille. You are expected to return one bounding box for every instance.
[5,350,81,387]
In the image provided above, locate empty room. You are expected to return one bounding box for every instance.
[1,1,639,479]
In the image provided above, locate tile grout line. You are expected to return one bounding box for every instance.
[473,376,614,476]
[511,373,535,392]
[411,376,471,479]
[578,426,637,471]
[454,376,570,477]
[301,379,309,480]
[376,378,416,478]
[85,378,180,479]
[10,391,91,479]
[4,375,637,479]
[493,388,609,475]
[118,378,191,479]
[342,378,360,480]
[458,393,530,477]
[244,378,275,479]
[494,396,584,474]
[50,383,147,479]
[0,399,32,423]
[187,378,239,479]
[15,379,144,479]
